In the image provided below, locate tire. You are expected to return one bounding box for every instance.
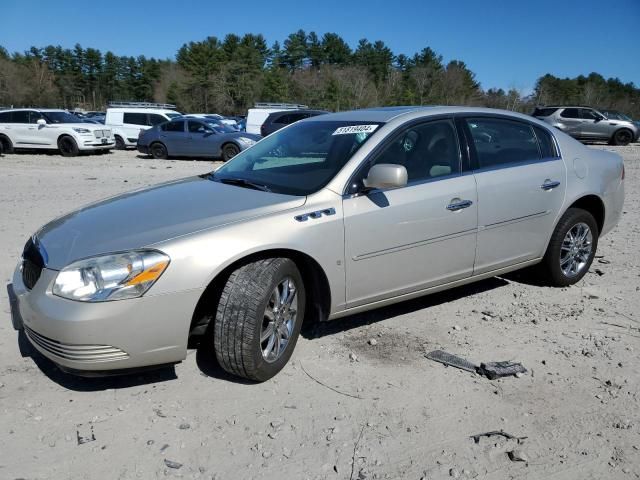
[0,135,14,154]
[213,258,306,381]
[150,142,168,159]
[114,135,126,150]
[222,143,240,161]
[57,136,79,157]
[612,129,633,146]
[540,208,599,287]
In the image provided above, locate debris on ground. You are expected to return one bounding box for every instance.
[470,430,528,444]
[164,459,182,469]
[76,424,96,445]
[425,350,527,379]
[507,449,529,462]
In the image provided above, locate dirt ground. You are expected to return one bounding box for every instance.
[0,145,639,480]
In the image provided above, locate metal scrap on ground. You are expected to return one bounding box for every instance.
[425,350,527,379]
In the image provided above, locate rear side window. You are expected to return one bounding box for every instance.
[11,111,30,123]
[532,107,558,117]
[466,117,540,169]
[163,120,184,132]
[533,126,559,159]
[148,114,166,126]
[0,111,11,123]
[560,108,580,119]
[123,112,147,126]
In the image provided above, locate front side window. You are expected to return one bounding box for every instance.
[188,120,212,134]
[213,120,382,196]
[560,108,580,119]
[580,109,598,120]
[466,117,540,169]
[123,112,147,126]
[148,114,166,126]
[43,111,82,123]
[29,111,44,124]
[368,119,460,184]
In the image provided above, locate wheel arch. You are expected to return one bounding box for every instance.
[188,248,332,338]
[0,133,13,152]
[565,194,605,236]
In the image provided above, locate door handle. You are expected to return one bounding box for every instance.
[540,180,561,191]
[447,199,473,211]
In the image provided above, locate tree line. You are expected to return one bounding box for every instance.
[1,31,638,118]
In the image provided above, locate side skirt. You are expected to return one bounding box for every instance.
[327,258,541,320]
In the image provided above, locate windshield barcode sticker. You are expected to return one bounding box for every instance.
[332,124,379,136]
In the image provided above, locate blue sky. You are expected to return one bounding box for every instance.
[2,0,638,93]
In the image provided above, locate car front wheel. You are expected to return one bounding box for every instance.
[222,143,240,161]
[213,258,305,381]
[58,136,79,157]
[541,208,598,286]
[611,129,633,146]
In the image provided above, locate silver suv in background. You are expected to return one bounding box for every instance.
[532,106,639,145]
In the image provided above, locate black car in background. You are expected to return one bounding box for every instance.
[260,109,327,136]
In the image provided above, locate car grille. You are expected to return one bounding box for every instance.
[93,129,112,139]
[22,237,44,290]
[24,326,129,362]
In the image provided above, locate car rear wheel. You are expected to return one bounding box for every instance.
[58,136,79,157]
[222,143,240,161]
[114,135,126,150]
[0,135,13,154]
[540,208,598,286]
[150,142,168,159]
[213,258,305,381]
[612,129,633,146]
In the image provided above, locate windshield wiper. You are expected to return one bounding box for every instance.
[217,177,272,193]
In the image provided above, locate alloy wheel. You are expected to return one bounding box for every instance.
[560,222,593,277]
[260,277,298,363]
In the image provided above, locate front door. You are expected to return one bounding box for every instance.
[463,116,567,274]
[343,118,478,307]
[580,108,609,140]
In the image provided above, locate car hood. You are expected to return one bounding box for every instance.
[51,122,107,130]
[36,176,305,270]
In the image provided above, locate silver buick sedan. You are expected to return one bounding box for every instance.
[9,107,625,381]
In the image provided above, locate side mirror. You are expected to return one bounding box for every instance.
[37,119,46,126]
[364,164,408,191]
[593,116,601,123]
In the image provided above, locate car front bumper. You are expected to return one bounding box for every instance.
[77,138,115,150]
[10,263,202,374]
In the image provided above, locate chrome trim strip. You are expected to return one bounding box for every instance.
[480,210,549,231]
[353,228,477,261]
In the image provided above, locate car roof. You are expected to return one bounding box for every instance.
[3,108,68,112]
[306,106,545,124]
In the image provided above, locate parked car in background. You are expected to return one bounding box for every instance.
[137,117,260,160]
[601,109,640,130]
[0,108,114,156]
[9,106,624,381]
[184,114,240,131]
[532,106,639,145]
[246,102,309,135]
[261,109,328,136]
[105,102,182,149]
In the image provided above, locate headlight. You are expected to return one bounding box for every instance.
[237,137,256,146]
[53,250,169,302]
[72,127,91,134]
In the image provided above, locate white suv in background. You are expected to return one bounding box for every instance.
[105,102,182,149]
[0,109,114,156]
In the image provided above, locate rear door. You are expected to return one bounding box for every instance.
[462,116,566,274]
[558,108,583,137]
[160,120,188,155]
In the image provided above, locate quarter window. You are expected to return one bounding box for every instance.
[123,112,147,126]
[370,119,460,183]
[466,118,540,168]
[148,114,166,126]
[533,126,559,159]
[560,108,580,119]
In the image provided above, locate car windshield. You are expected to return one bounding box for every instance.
[166,113,182,119]
[607,111,632,121]
[205,121,236,134]
[211,120,383,196]
[44,111,85,123]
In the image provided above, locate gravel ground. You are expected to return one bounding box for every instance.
[0,146,639,480]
